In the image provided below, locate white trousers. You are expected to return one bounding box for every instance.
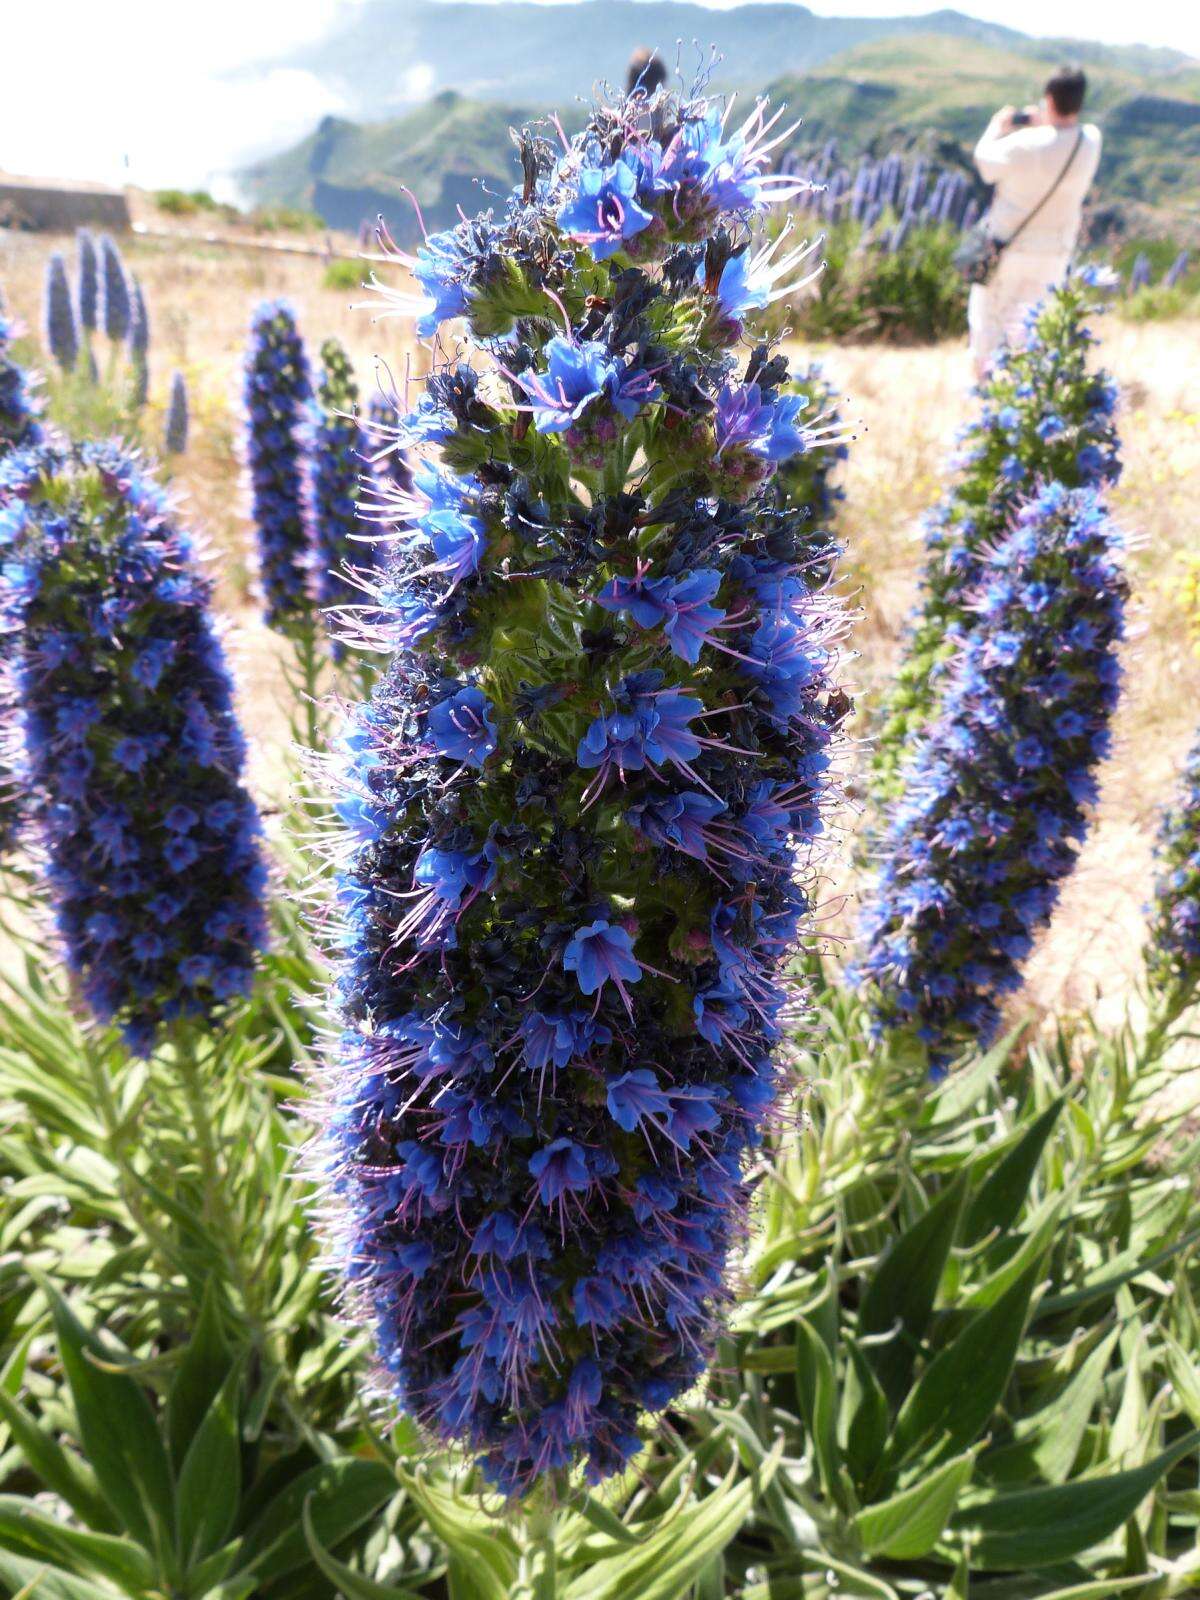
[968,249,1070,374]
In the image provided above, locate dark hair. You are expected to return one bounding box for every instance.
[627,47,668,96]
[1045,64,1087,117]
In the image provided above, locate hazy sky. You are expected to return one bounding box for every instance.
[2,0,1195,194]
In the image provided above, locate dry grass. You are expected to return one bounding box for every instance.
[3,227,1199,1029]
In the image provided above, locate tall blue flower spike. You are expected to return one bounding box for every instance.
[1147,732,1200,999]
[312,82,853,1493]
[98,234,131,342]
[0,441,268,1055]
[43,253,79,373]
[855,481,1127,1069]
[242,300,314,632]
[872,272,1121,802]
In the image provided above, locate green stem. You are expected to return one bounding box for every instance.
[518,1494,559,1600]
[171,1027,328,1453]
[82,1036,180,1279]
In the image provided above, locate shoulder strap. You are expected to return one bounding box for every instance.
[1003,128,1084,249]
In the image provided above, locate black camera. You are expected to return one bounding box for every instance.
[1010,110,1033,127]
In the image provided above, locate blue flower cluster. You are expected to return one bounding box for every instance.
[128,278,149,407]
[308,338,381,647]
[781,140,982,244]
[76,230,99,334]
[872,272,1122,801]
[43,253,79,373]
[855,482,1127,1067]
[98,235,131,343]
[1147,732,1200,997]
[0,307,43,458]
[165,371,188,455]
[315,82,850,1493]
[243,300,314,632]
[0,441,268,1053]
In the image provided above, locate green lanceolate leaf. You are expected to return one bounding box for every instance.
[950,1427,1200,1569]
[840,1337,890,1496]
[961,1190,1066,1311]
[176,1363,243,1568]
[165,1279,232,1472]
[401,1469,519,1600]
[961,1099,1064,1246]
[858,1170,967,1405]
[43,1285,175,1560]
[0,1494,156,1592]
[0,1550,121,1600]
[0,1388,112,1531]
[982,1325,1121,1487]
[301,1496,425,1600]
[887,1262,1042,1472]
[237,1457,398,1586]
[853,1447,977,1559]
[563,1441,782,1600]
[795,1315,843,1507]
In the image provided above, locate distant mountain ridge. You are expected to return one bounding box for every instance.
[242,3,1200,247]
[268,0,1192,116]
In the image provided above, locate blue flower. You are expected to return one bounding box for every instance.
[529,1138,591,1204]
[605,1067,670,1131]
[412,230,473,336]
[556,158,654,260]
[426,686,497,768]
[715,383,811,463]
[596,568,725,664]
[562,919,642,998]
[519,337,617,434]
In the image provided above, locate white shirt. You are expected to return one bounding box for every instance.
[974,122,1101,256]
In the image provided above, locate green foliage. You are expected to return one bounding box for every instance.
[153,189,230,219]
[1121,284,1200,323]
[766,217,967,345]
[695,973,1200,1594]
[248,204,326,234]
[323,257,364,291]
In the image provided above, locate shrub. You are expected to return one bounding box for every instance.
[708,1001,1200,1593]
[311,84,851,1493]
[242,300,314,633]
[248,204,324,233]
[153,186,221,216]
[765,215,968,344]
[323,257,362,292]
[42,250,79,372]
[854,482,1127,1065]
[870,272,1121,803]
[2,441,268,1054]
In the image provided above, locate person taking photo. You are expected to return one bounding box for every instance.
[968,64,1101,373]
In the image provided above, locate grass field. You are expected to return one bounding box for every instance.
[3,223,1199,1036]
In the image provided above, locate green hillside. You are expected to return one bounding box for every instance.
[242,31,1200,248]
